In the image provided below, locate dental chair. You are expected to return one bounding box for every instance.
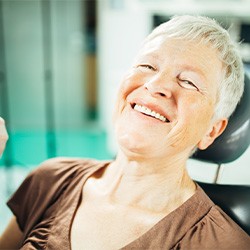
[192,73,250,235]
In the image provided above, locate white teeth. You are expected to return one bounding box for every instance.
[133,104,168,122]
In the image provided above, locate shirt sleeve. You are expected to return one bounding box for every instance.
[6,157,77,235]
[175,206,250,249]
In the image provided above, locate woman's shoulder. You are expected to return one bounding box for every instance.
[28,157,108,182]
[7,157,110,233]
[32,156,102,172]
[20,157,112,198]
[205,205,250,237]
[178,197,250,249]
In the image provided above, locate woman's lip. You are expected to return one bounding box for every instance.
[130,100,172,123]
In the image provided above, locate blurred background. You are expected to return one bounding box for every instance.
[0,0,250,233]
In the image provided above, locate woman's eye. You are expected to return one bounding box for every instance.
[138,64,156,71]
[179,79,199,91]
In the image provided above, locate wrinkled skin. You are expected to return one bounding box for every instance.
[113,38,227,163]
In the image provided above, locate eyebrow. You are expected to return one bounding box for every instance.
[178,64,207,79]
[138,51,208,80]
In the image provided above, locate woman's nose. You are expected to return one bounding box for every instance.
[143,75,173,99]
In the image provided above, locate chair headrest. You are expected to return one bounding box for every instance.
[192,73,250,164]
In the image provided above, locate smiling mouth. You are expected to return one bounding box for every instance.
[132,104,170,123]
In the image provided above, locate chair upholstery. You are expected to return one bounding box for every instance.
[192,73,250,235]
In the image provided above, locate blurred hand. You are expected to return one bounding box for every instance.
[0,117,8,156]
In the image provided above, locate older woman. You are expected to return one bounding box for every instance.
[0,15,249,249]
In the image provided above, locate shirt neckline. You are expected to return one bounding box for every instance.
[53,160,213,250]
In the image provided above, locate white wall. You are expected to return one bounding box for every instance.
[97,0,151,152]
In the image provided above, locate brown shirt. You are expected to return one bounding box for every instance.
[7,157,250,249]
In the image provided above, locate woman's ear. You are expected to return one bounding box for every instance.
[198,118,228,150]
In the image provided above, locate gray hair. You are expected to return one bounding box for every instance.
[144,15,244,119]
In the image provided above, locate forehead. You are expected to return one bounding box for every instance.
[137,36,223,77]
[139,36,218,62]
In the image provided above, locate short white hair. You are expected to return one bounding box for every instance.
[144,15,244,119]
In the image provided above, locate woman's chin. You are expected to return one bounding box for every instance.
[116,132,152,156]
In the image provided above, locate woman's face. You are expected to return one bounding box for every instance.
[113,37,224,160]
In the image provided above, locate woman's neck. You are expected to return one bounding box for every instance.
[95,151,196,214]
